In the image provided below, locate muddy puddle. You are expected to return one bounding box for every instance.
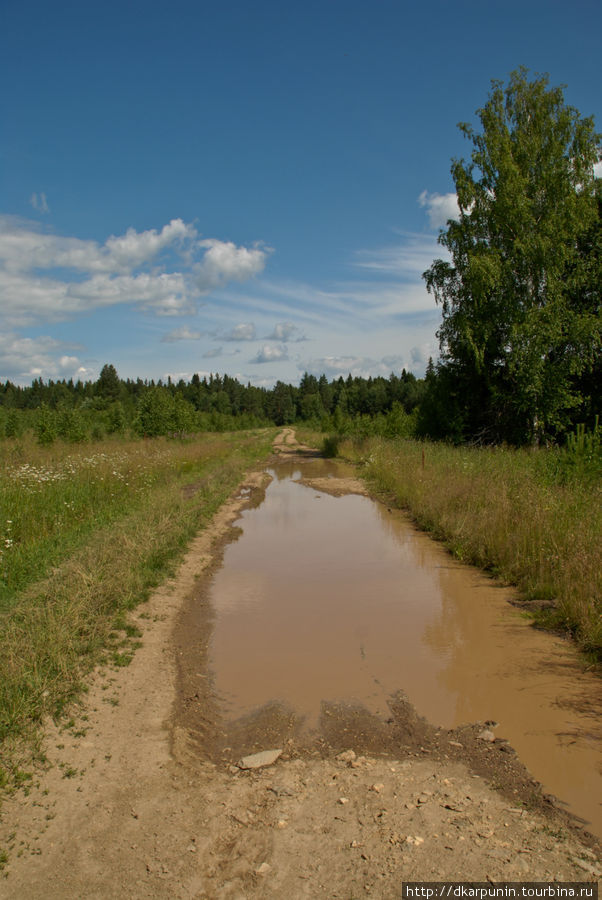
[182,456,602,837]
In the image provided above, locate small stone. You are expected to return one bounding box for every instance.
[338,797,349,805]
[237,749,283,770]
[478,730,496,742]
[277,820,287,829]
[405,835,424,846]
[228,765,240,775]
[370,783,384,793]
[255,862,271,876]
[448,741,463,748]
[336,749,357,763]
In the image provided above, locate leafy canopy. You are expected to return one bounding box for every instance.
[423,68,601,444]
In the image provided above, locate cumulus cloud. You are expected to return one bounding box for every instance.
[0,332,90,382]
[0,217,271,324]
[594,160,602,179]
[381,354,410,370]
[418,190,460,230]
[220,322,256,341]
[410,342,437,368]
[161,326,204,343]
[30,192,50,213]
[195,239,270,292]
[0,216,196,278]
[0,216,273,382]
[266,322,307,342]
[104,218,195,271]
[249,344,289,364]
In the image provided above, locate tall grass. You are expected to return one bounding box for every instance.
[0,430,275,784]
[338,436,601,661]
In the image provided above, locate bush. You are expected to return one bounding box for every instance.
[321,434,341,458]
[35,405,57,445]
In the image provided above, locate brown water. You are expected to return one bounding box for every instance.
[206,457,602,836]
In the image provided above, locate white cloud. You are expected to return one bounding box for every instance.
[59,355,80,369]
[0,216,273,382]
[104,218,195,271]
[0,217,271,326]
[266,322,307,342]
[161,326,204,343]
[381,354,411,370]
[195,239,271,292]
[249,344,289,363]
[0,216,197,278]
[0,332,91,382]
[407,341,439,373]
[203,347,223,358]
[220,322,256,341]
[73,272,194,316]
[418,190,460,230]
[594,160,602,179]
[30,192,50,214]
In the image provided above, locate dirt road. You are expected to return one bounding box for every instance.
[0,431,599,897]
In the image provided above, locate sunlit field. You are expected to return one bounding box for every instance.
[0,430,275,784]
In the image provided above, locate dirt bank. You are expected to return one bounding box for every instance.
[0,431,600,897]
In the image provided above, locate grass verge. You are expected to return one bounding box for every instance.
[0,429,275,790]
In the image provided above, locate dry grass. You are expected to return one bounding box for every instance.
[0,430,275,786]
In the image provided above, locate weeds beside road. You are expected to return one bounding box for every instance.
[0,429,275,787]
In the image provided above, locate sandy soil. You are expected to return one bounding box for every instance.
[0,430,600,898]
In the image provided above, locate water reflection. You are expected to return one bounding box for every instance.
[205,457,602,835]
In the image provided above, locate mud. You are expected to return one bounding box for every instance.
[0,429,600,897]
[176,445,602,837]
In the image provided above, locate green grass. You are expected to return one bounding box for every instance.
[0,429,275,787]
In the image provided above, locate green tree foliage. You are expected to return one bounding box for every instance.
[4,409,23,439]
[56,404,88,443]
[106,401,127,435]
[35,405,57,445]
[134,388,175,437]
[268,381,296,425]
[95,363,122,402]
[423,68,601,444]
[2,367,428,440]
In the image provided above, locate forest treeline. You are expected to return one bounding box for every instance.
[0,364,425,443]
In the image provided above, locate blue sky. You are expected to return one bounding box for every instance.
[1,0,601,387]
